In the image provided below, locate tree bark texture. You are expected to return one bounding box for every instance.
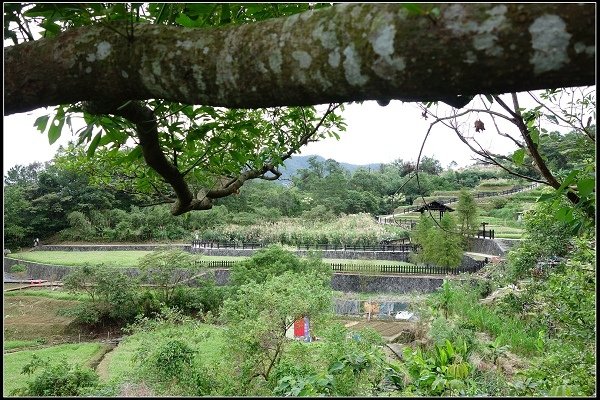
[5,3,595,115]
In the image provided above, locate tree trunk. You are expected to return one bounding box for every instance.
[5,3,594,115]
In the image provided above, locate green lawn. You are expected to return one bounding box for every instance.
[8,251,155,268]
[3,342,107,396]
[3,339,47,351]
[8,252,413,268]
[4,288,91,301]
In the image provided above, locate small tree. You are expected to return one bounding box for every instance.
[63,265,139,325]
[412,213,435,264]
[429,214,464,268]
[137,249,196,303]
[221,270,332,391]
[455,190,479,237]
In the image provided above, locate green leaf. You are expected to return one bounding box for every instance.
[536,192,556,202]
[124,146,143,162]
[556,170,579,193]
[529,128,539,145]
[86,131,102,157]
[555,206,573,222]
[545,114,559,124]
[33,115,50,133]
[40,20,61,35]
[402,3,424,14]
[47,116,64,145]
[175,13,202,27]
[512,148,525,165]
[187,122,219,141]
[76,124,94,145]
[328,361,346,374]
[577,178,595,198]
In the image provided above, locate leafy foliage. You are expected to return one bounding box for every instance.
[62,265,139,325]
[12,354,99,396]
[413,213,463,267]
[401,339,474,396]
[229,244,331,287]
[455,189,479,236]
[137,249,196,303]
[221,257,332,391]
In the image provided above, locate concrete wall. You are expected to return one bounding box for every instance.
[467,237,506,256]
[4,258,77,281]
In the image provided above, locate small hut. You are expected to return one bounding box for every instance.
[415,201,455,221]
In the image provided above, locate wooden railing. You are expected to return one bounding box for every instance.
[191,241,417,252]
[191,241,265,250]
[194,259,488,275]
[477,229,495,239]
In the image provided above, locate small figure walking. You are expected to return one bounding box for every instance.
[33,238,40,247]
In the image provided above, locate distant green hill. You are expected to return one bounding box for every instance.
[279,155,383,182]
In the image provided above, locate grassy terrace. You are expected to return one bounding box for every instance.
[3,342,107,396]
[8,251,415,268]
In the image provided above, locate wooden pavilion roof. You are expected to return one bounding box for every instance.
[415,200,455,213]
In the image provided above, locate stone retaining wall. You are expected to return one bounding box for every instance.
[192,248,409,261]
[331,273,444,293]
[35,240,507,258]
[3,258,209,286]
[4,258,449,293]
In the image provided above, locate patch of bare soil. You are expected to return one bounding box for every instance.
[341,319,427,346]
[118,381,155,397]
[473,332,530,376]
[3,296,79,342]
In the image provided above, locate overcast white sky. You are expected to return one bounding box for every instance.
[2,99,520,176]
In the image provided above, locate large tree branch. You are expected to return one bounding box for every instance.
[83,100,340,215]
[5,3,595,115]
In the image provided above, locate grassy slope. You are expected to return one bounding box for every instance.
[3,342,107,396]
[8,251,155,268]
[101,322,226,385]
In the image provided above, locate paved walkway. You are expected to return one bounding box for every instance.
[464,251,503,260]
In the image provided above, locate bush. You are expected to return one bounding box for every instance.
[229,245,330,288]
[10,263,26,273]
[62,265,139,326]
[12,355,99,396]
[168,283,227,318]
[152,339,197,381]
[490,197,508,210]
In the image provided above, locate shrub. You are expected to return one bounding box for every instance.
[490,197,508,210]
[169,280,227,317]
[152,339,197,381]
[62,265,139,326]
[138,249,196,303]
[229,245,330,288]
[10,263,26,273]
[12,355,99,396]
[401,339,475,396]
